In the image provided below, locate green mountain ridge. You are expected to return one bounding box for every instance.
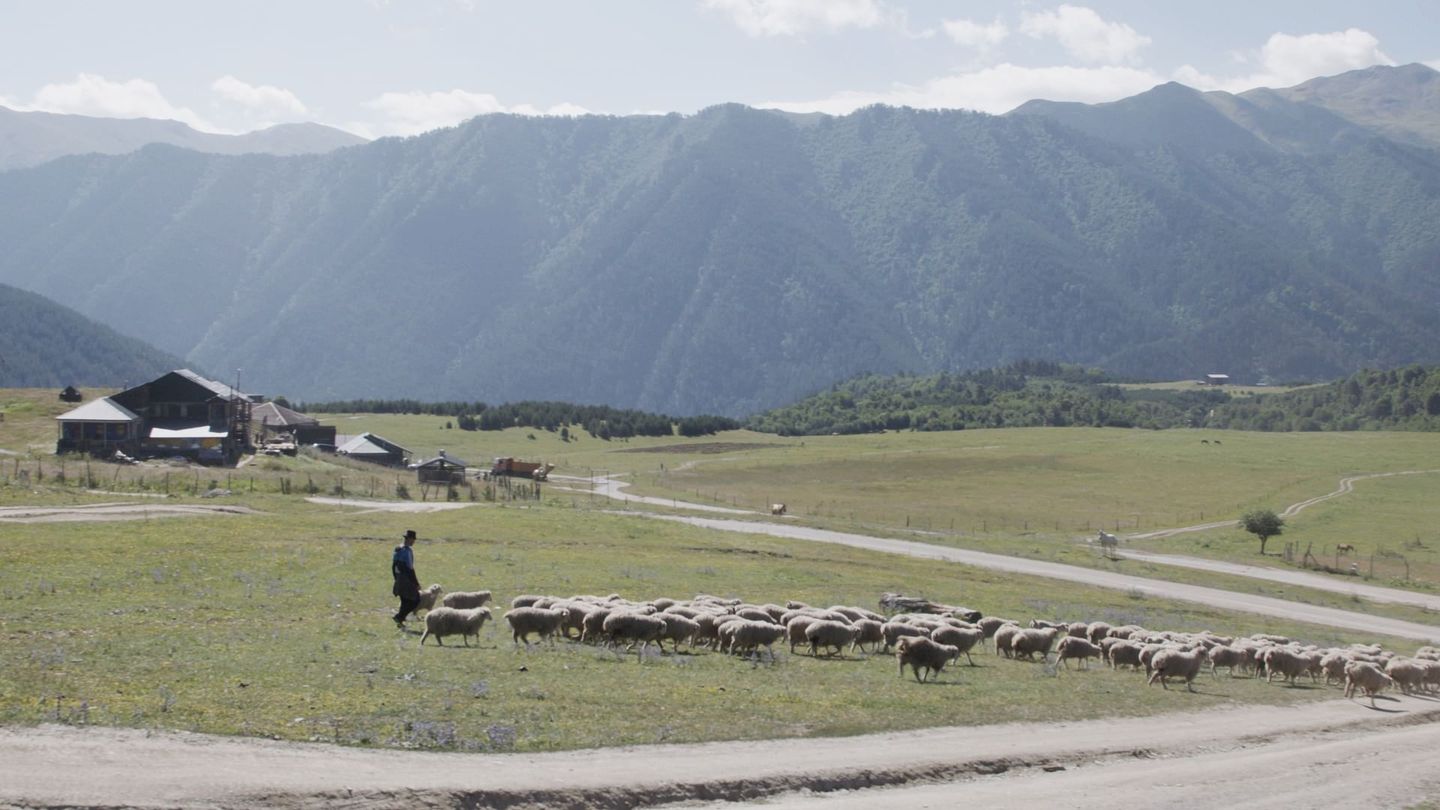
[1,65,1439,415]
[0,283,183,387]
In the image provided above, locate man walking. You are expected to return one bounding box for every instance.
[392,529,421,628]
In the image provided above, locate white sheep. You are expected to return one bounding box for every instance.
[977,616,1017,640]
[440,589,492,610]
[993,624,1022,659]
[1208,645,1250,678]
[1147,647,1205,691]
[895,636,961,683]
[930,626,983,666]
[420,606,491,647]
[416,584,444,614]
[1345,660,1393,707]
[602,611,668,656]
[503,606,570,646]
[851,618,885,653]
[723,619,786,659]
[1385,658,1428,695]
[1259,647,1311,685]
[884,621,930,651]
[656,613,700,653]
[1054,636,1103,669]
[1106,640,1143,670]
[1009,627,1061,661]
[805,620,860,657]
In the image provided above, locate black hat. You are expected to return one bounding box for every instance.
[403,529,417,540]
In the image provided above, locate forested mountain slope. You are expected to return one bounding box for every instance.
[2,65,1439,415]
[0,283,182,387]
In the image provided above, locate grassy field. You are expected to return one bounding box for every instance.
[0,498,1411,753]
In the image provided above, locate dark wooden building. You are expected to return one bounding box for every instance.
[415,450,467,485]
[57,369,256,464]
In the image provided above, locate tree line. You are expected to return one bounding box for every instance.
[297,397,739,440]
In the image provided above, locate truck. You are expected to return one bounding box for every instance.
[490,457,555,481]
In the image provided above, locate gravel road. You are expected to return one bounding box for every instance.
[3,696,1436,809]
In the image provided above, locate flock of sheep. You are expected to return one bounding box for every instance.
[402,585,1440,706]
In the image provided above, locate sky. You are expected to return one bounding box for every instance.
[0,1,1435,139]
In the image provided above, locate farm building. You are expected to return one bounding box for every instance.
[1205,373,1231,385]
[56,369,257,464]
[415,450,468,485]
[251,401,336,447]
[336,432,410,467]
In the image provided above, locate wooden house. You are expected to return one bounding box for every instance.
[252,401,335,447]
[56,369,257,464]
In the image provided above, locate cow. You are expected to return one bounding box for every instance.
[770,503,787,516]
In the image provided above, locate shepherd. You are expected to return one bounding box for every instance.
[392,529,421,629]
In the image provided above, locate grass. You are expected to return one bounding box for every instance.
[0,499,1408,753]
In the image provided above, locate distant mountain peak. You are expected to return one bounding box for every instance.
[0,106,368,171]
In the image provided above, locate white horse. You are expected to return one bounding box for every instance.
[1097,530,1119,558]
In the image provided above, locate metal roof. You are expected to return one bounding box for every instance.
[337,432,409,457]
[55,397,140,423]
[172,369,252,400]
[252,401,317,427]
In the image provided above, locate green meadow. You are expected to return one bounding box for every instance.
[4,396,1440,751]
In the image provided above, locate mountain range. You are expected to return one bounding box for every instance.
[0,282,182,388]
[0,106,366,171]
[2,64,1439,415]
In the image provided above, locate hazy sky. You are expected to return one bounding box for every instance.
[1,1,1434,138]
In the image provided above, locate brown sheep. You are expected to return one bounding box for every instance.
[1345,661,1393,707]
[930,626,984,666]
[1055,636,1103,669]
[1148,647,1205,691]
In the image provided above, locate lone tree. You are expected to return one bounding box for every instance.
[1242,509,1285,555]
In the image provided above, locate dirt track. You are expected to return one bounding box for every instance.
[3,696,1437,809]
[0,502,262,523]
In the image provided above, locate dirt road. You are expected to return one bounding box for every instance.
[0,502,261,523]
[304,496,478,513]
[3,696,1436,809]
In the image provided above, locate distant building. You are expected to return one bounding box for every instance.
[56,369,256,464]
[336,432,410,467]
[251,401,335,447]
[415,449,468,485]
[1205,373,1230,386]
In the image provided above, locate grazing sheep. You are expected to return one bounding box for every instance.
[851,618,885,653]
[1029,619,1068,630]
[930,626,983,666]
[602,612,668,656]
[1086,622,1113,645]
[977,617,1017,640]
[1107,624,1147,640]
[510,594,545,609]
[1386,658,1428,695]
[1106,640,1143,670]
[724,619,787,659]
[1318,651,1351,685]
[1259,647,1311,685]
[650,597,678,611]
[504,606,570,646]
[553,602,592,640]
[1139,643,1171,677]
[895,636,961,683]
[1415,646,1440,662]
[1345,661,1394,707]
[787,615,822,654]
[581,606,616,644]
[806,620,861,657]
[736,607,778,624]
[656,613,700,653]
[830,605,885,623]
[1208,645,1250,678]
[420,606,491,647]
[1148,648,1205,691]
[993,624,1023,659]
[884,621,931,651]
[1055,636,1103,669]
[439,589,492,610]
[1066,622,1089,638]
[416,584,445,614]
[1010,627,1061,661]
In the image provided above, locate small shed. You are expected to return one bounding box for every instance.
[336,432,410,467]
[415,450,467,485]
[1205,373,1230,386]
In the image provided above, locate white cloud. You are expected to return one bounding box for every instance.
[941,18,1008,50]
[357,89,589,137]
[1428,59,1440,72]
[15,73,217,131]
[759,63,1163,115]
[1019,5,1150,65]
[1176,28,1393,92]
[702,0,889,37]
[211,76,307,117]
